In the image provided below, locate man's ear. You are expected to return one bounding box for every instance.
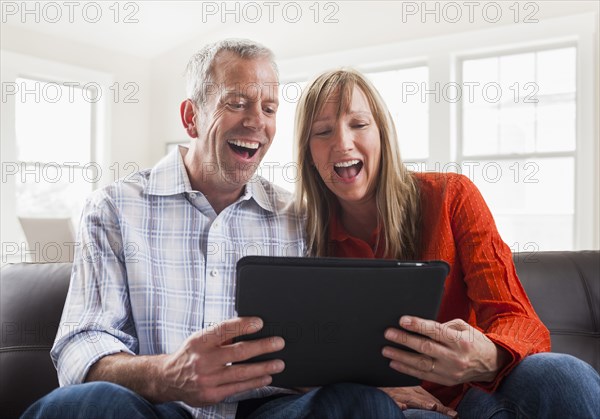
[180,99,198,138]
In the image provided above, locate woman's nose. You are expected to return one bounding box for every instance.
[332,126,354,153]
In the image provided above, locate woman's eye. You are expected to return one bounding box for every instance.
[314,130,331,136]
[264,106,276,115]
[354,123,368,129]
[228,102,245,109]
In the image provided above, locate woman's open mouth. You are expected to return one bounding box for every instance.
[228,139,260,159]
[333,159,363,179]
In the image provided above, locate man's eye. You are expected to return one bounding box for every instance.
[228,102,245,109]
[264,106,277,115]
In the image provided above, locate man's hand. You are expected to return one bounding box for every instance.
[86,317,285,407]
[382,316,510,386]
[379,386,457,417]
[159,317,285,406]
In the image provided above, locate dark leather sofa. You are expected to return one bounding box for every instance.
[1,251,599,418]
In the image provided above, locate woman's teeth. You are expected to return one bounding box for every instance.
[333,160,363,179]
[334,159,360,168]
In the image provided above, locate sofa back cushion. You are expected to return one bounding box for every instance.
[513,251,599,372]
[0,262,71,418]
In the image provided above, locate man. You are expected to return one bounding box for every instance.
[23,40,404,419]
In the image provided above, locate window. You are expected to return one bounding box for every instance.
[15,77,96,223]
[459,47,577,251]
[262,81,307,192]
[367,66,429,162]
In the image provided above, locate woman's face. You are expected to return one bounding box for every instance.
[308,86,381,206]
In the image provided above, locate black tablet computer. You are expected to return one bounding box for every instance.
[235,256,449,388]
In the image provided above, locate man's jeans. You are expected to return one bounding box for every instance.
[22,353,600,419]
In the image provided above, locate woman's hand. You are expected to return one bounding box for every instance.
[382,316,510,387]
[379,386,457,417]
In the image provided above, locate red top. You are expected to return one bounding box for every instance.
[328,172,551,408]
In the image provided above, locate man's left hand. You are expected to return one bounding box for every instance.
[382,316,510,386]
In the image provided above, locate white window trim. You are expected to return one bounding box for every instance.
[277,13,598,250]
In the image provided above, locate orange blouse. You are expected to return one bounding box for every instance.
[328,172,551,408]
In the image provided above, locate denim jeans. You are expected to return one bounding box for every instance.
[22,352,600,419]
[456,352,600,419]
[21,382,191,419]
[246,383,405,419]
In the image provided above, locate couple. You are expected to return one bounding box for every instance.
[24,39,599,418]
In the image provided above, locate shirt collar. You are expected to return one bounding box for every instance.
[146,146,276,213]
[146,145,193,196]
[242,177,275,213]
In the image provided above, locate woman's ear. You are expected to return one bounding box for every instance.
[180,99,198,138]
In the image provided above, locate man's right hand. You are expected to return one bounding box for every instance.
[86,317,285,407]
[159,317,285,406]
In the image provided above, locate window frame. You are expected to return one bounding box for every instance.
[455,43,579,250]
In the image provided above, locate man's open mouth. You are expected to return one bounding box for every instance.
[333,159,363,179]
[228,139,260,159]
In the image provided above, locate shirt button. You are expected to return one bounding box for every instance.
[210,269,218,277]
[189,192,197,198]
[213,221,220,228]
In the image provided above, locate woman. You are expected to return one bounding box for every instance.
[294,68,600,418]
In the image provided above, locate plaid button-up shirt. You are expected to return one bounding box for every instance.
[51,147,306,418]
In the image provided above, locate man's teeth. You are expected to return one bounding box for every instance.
[334,159,360,168]
[228,140,259,149]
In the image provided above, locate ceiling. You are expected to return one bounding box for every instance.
[2,1,598,60]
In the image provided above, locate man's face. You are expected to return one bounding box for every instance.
[192,52,279,191]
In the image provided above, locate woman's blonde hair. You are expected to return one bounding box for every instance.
[294,68,421,259]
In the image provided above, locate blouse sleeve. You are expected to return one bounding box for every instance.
[447,174,551,392]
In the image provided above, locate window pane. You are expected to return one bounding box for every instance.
[468,157,574,251]
[536,98,576,152]
[463,106,499,155]
[15,77,92,163]
[463,57,498,106]
[462,47,576,156]
[498,103,535,153]
[537,48,576,95]
[499,53,535,101]
[14,77,95,226]
[15,165,93,222]
[368,67,429,160]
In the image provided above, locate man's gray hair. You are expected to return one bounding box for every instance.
[185,39,278,106]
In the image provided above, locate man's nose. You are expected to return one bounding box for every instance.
[242,103,266,131]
